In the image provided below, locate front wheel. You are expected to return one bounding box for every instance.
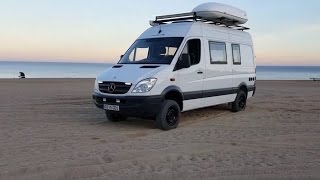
[231,91,247,112]
[156,100,181,130]
[106,112,127,122]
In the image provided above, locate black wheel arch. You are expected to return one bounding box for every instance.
[237,82,248,97]
[161,86,184,111]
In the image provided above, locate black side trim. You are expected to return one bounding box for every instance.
[183,91,203,100]
[184,88,236,101]
[204,88,237,98]
[183,85,256,101]
[112,65,123,68]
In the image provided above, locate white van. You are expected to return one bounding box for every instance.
[93,3,256,130]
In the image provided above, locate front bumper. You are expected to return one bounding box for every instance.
[92,92,163,119]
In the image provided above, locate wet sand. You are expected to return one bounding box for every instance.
[0,79,319,179]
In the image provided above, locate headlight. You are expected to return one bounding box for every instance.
[132,78,157,93]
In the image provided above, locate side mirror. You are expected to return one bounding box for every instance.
[120,55,124,59]
[175,54,191,70]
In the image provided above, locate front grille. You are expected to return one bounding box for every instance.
[99,81,132,94]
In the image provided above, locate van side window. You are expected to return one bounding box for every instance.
[189,39,201,65]
[180,39,201,66]
[232,44,241,65]
[209,41,227,64]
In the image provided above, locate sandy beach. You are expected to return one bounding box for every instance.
[0,79,319,179]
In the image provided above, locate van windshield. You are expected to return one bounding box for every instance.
[118,37,183,65]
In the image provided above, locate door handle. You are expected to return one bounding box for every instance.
[197,71,203,74]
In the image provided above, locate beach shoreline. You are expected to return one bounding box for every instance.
[0,79,319,179]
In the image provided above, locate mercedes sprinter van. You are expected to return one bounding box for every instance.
[93,2,256,130]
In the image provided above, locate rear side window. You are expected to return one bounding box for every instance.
[232,44,241,65]
[209,42,227,64]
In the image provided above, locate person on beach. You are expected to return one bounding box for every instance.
[19,72,26,79]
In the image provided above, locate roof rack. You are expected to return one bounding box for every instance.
[152,12,250,31]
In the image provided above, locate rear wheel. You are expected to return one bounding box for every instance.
[106,112,127,122]
[232,91,247,112]
[156,100,181,130]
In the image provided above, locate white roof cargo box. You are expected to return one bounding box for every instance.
[192,2,248,25]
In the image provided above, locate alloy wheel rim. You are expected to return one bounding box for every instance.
[239,95,246,110]
[166,106,178,127]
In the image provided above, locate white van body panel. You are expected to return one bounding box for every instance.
[176,35,206,111]
[149,67,178,96]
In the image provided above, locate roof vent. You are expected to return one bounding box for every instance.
[140,65,160,69]
[112,65,123,68]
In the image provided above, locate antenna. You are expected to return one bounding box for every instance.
[158,24,162,34]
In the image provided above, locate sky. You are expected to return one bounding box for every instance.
[0,0,319,66]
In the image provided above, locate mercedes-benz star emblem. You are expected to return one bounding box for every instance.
[108,83,116,93]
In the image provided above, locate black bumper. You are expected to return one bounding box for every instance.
[251,86,256,96]
[92,92,163,118]
[248,85,256,97]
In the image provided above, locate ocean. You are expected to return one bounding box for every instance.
[0,61,319,80]
[0,61,110,79]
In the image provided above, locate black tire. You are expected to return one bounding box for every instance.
[232,91,247,112]
[106,112,127,122]
[156,100,181,130]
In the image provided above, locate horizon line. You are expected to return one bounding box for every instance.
[0,59,319,67]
